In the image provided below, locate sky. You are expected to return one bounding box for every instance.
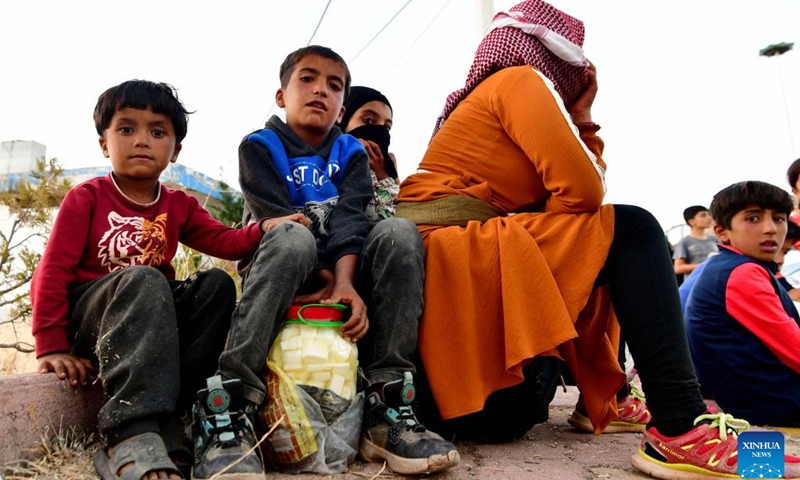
[1,0,799,240]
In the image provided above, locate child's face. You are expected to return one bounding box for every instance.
[776,237,795,270]
[276,54,346,147]
[714,205,788,263]
[99,106,180,183]
[344,101,393,132]
[689,210,714,229]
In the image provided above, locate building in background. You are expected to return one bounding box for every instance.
[0,140,238,209]
[1,140,46,177]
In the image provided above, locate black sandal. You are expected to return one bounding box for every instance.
[94,432,184,480]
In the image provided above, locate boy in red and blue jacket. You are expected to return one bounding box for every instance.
[685,180,800,426]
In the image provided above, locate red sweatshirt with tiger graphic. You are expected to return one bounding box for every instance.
[31,174,264,357]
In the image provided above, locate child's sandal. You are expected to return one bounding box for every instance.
[93,432,184,480]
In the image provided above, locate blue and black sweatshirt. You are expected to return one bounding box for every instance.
[238,116,372,272]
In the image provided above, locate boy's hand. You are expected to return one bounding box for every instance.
[322,283,369,342]
[38,353,96,387]
[293,269,335,304]
[261,213,311,233]
[359,139,389,181]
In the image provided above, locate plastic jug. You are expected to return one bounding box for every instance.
[268,303,359,400]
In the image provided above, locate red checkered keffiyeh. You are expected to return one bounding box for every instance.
[431,0,591,140]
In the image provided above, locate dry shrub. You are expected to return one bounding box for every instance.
[2,426,100,480]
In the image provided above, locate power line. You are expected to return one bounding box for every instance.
[307,0,333,46]
[255,0,334,130]
[349,0,413,64]
[382,0,454,79]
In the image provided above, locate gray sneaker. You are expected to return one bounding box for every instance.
[359,372,460,474]
[190,376,266,480]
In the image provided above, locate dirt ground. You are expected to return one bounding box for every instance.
[3,404,650,480]
[11,397,800,480]
[3,326,798,480]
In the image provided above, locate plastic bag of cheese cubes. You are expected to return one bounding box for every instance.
[259,303,364,473]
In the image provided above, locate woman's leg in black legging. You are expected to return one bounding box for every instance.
[599,204,707,435]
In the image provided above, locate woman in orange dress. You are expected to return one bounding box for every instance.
[396,2,764,479]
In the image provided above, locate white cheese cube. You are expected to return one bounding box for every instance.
[302,341,329,364]
[280,335,303,351]
[282,349,302,365]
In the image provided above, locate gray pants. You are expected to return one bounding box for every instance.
[67,266,235,446]
[218,218,425,406]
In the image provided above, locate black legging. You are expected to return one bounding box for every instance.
[599,205,707,430]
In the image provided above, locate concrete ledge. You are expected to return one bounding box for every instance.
[0,373,104,463]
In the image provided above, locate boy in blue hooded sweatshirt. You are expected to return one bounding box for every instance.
[190,46,459,480]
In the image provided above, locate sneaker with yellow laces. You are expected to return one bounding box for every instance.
[568,383,651,433]
[631,408,800,479]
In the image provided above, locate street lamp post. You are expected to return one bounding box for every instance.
[760,42,796,157]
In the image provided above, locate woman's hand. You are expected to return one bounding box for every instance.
[569,62,598,125]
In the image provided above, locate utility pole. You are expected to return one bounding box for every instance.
[759,42,796,158]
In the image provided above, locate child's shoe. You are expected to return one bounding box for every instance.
[568,383,651,433]
[631,408,800,479]
[190,376,266,480]
[359,372,460,474]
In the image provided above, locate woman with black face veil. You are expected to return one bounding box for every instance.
[338,86,399,222]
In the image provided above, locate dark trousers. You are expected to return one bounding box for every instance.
[599,205,706,427]
[217,218,425,406]
[67,266,235,447]
[418,205,707,440]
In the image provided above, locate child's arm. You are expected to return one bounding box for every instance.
[31,187,93,358]
[293,268,335,304]
[181,195,309,260]
[673,239,693,274]
[321,253,369,342]
[674,257,697,275]
[726,263,800,373]
[260,213,311,233]
[325,149,373,264]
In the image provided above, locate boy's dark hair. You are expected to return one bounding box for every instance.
[710,181,794,230]
[787,158,800,190]
[279,45,351,98]
[94,80,191,143]
[683,205,709,224]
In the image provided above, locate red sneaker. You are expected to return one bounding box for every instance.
[631,408,800,479]
[568,383,651,433]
